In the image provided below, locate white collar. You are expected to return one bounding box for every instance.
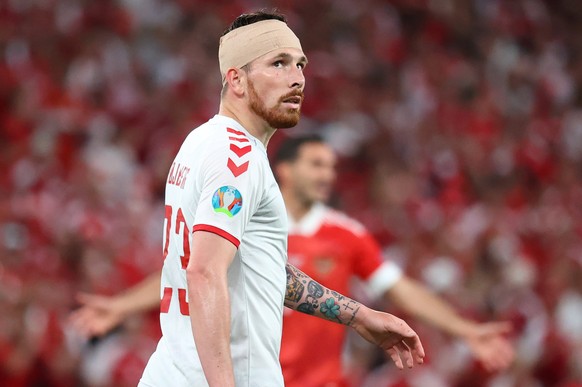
[287,202,327,236]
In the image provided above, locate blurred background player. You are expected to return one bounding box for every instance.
[71,134,514,387]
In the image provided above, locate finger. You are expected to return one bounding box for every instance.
[486,337,514,370]
[396,341,414,368]
[486,356,507,373]
[483,355,501,373]
[494,341,515,370]
[477,353,496,372]
[405,334,425,364]
[483,321,513,335]
[69,316,93,338]
[69,308,90,329]
[70,309,97,336]
[386,347,404,370]
[76,293,107,308]
[71,306,111,337]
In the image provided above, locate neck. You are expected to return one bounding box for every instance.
[219,100,276,147]
[282,189,314,222]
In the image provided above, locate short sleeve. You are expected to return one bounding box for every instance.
[192,138,262,248]
[365,262,403,299]
[352,233,403,299]
[352,232,385,279]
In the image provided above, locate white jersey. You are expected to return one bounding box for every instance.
[140,115,288,387]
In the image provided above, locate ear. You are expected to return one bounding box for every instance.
[224,68,246,97]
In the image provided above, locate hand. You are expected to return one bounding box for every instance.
[352,307,425,370]
[69,293,126,338]
[463,321,514,372]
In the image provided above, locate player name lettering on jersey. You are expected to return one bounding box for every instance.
[167,162,191,189]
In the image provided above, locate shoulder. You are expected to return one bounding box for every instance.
[189,119,264,176]
[321,206,368,237]
[189,117,269,184]
[187,120,250,152]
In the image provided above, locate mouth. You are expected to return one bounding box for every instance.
[281,95,303,109]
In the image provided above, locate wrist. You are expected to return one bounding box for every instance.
[350,304,371,330]
[110,296,131,319]
[453,320,479,339]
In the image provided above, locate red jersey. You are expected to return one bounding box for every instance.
[281,204,402,387]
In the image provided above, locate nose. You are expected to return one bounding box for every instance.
[290,66,305,90]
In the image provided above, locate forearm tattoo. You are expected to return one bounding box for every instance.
[285,263,361,326]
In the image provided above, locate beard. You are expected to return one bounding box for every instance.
[247,79,302,129]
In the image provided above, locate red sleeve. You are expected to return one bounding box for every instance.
[351,231,384,280]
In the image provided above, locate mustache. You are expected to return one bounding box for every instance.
[279,91,304,103]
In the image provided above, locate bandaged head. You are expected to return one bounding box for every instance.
[218,19,303,82]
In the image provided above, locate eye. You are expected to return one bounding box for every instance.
[297,62,305,70]
[273,60,284,68]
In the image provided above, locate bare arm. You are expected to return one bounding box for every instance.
[70,271,161,337]
[186,231,236,387]
[114,271,161,314]
[285,263,425,369]
[385,276,514,371]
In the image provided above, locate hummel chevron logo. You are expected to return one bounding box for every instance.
[226,127,250,177]
[230,144,251,158]
[227,127,246,136]
[228,136,249,143]
[227,158,249,177]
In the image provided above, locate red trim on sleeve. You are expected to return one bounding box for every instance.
[193,224,240,248]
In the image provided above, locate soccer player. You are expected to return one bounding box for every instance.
[88,10,424,387]
[72,135,514,386]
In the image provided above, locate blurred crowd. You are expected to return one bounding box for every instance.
[1,0,582,386]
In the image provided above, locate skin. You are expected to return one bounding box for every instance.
[186,231,237,386]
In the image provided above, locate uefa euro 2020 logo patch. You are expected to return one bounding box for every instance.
[212,186,242,217]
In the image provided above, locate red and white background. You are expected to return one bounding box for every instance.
[1,0,582,386]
